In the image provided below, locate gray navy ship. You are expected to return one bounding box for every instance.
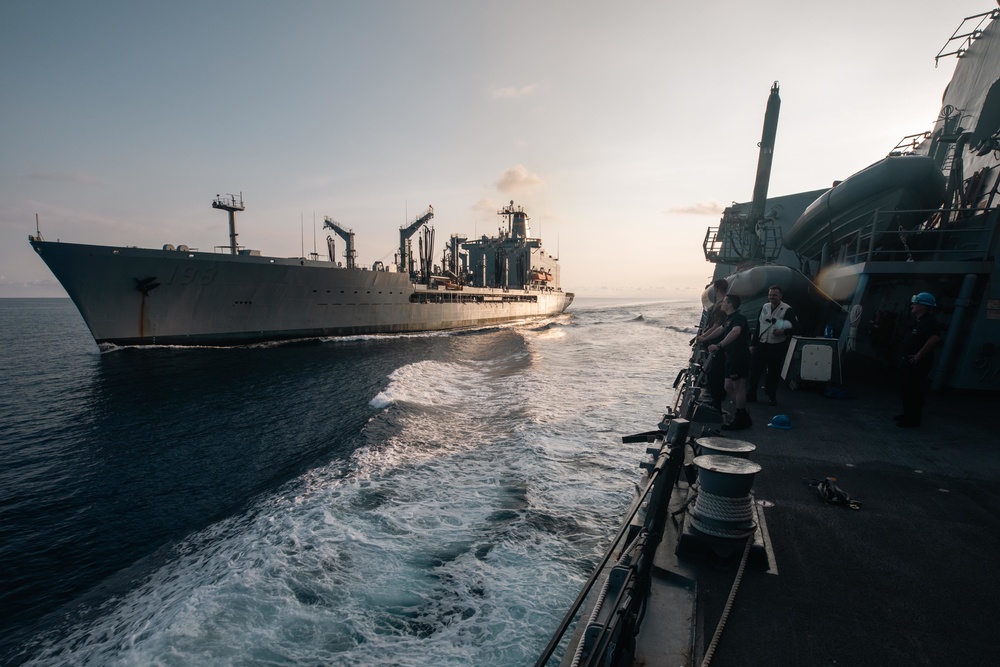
[538,5,1000,667]
[29,198,573,347]
[696,5,1000,393]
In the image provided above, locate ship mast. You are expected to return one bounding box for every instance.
[212,192,245,255]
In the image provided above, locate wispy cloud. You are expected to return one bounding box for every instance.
[24,172,103,186]
[668,202,725,216]
[0,275,58,288]
[471,198,499,214]
[496,165,544,195]
[489,83,540,99]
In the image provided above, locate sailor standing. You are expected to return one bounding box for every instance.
[708,294,753,430]
[748,285,799,406]
[895,292,942,428]
[695,279,730,411]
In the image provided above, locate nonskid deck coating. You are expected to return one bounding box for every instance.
[658,369,1000,666]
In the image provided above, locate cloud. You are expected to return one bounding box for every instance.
[489,83,540,99]
[24,172,103,186]
[496,165,545,195]
[668,202,725,216]
[471,198,499,214]
[0,275,58,288]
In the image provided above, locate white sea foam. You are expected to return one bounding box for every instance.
[368,359,487,410]
[21,300,701,666]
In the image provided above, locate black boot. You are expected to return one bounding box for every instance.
[722,408,752,430]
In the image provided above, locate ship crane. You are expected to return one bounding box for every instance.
[447,234,467,281]
[323,217,356,269]
[397,206,434,276]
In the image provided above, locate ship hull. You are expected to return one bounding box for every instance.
[30,240,574,346]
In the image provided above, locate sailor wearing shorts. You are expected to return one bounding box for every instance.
[708,294,753,430]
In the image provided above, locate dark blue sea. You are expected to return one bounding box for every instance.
[0,297,699,666]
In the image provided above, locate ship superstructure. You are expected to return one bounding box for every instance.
[700,7,1000,392]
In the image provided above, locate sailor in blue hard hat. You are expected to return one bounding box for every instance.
[895,292,942,427]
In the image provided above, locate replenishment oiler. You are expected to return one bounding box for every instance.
[28,198,572,347]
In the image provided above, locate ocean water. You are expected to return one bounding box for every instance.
[0,297,699,666]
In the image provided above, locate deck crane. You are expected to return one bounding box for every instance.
[397,206,434,277]
[323,217,356,269]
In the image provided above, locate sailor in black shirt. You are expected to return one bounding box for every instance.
[896,292,942,428]
[708,294,753,430]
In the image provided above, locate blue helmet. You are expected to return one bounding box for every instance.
[911,292,937,307]
[767,414,792,429]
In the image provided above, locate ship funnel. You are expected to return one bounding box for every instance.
[499,200,529,238]
[747,82,781,256]
[512,211,529,238]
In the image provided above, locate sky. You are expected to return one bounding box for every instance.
[1,0,994,298]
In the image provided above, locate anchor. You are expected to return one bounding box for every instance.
[135,276,161,296]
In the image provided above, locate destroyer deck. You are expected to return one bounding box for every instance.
[639,366,1000,666]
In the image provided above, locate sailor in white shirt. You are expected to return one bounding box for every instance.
[748,285,799,405]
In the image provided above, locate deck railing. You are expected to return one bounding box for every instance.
[534,419,691,667]
[935,8,1000,66]
[833,207,998,265]
[703,223,783,264]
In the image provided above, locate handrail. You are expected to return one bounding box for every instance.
[935,9,1000,66]
[827,206,998,266]
[532,450,663,667]
[890,132,931,154]
[570,531,650,667]
[535,420,690,667]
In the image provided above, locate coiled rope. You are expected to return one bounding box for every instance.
[690,489,756,539]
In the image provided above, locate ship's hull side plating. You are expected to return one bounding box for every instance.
[30,240,573,346]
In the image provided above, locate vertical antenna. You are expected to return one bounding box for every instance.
[300,213,304,258]
[313,212,317,255]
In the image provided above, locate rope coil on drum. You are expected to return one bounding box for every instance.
[688,454,762,666]
[689,455,761,539]
[689,489,756,538]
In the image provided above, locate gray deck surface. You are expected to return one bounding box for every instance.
[666,368,1000,666]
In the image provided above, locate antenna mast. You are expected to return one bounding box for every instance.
[212,192,245,254]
